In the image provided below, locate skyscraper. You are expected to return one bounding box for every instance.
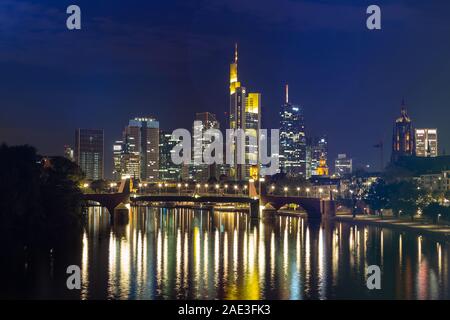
[335,154,353,176]
[192,112,220,181]
[159,130,181,181]
[391,99,415,162]
[415,129,438,157]
[112,138,140,180]
[122,117,160,181]
[229,44,261,181]
[75,129,104,180]
[279,84,306,178]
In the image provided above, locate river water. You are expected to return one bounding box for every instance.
[2,207,449,299]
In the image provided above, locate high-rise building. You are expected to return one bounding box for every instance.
[229,44,261,181]
[279,84,306,178]
[112,138,140,180]
[192,112,220,181]
[305,145,312,179]
[415,129,438,157]
[112,140,123,180]
[64,145,74,162]
[309,135,328,176]
[391,99,415,162]
[159,130,181,181]
[75,129,104,180]
[121,117,160,181]
[335,154,353,176]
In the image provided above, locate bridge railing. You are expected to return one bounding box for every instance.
[132,192,252,198]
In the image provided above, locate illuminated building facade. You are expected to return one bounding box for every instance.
[279,84,306,178]
[75,128,104,180]
[112,140,123,180]
[112,138,140,180]
[419,170,450,192]
[415,128,438,157]
[159,130,181,181]
[309,135,328,176]
[229,44,261,180]
[334,153,352,176]
[391,100,415,162]
[192,112,220,181]
[121,117,160,181]
[315,156,329,176]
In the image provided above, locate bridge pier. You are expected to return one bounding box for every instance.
[249,200,260,219]
[111,203,129,225]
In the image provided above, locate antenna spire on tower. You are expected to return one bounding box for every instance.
[234,43,238,63]
[285,84,289,104]
[401,97,407,115]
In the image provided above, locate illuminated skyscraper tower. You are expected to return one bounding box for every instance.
[123,117,160,181]
[229,44,261,181]
[391,99,415,162]
[75,129,104,180]
[192,112,220,181]
[279,84,306,178]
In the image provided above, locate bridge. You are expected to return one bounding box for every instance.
[131,194,260,217]
[82,179,335,220]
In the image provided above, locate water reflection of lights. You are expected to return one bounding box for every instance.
[318,227,327,299]
[79,207,450,300]
[418,236,422,264]
[81,231,89,300]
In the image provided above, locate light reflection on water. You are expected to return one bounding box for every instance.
[2,206,449,300]
[75,207,450,300]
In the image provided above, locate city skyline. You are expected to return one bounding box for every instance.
[2,1,450,304]
[1,0,450,177]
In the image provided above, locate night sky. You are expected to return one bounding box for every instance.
[1,0,450,178]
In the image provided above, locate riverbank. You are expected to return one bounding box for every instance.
[334,214,450,240]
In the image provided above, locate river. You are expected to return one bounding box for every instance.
[1,207,449,299]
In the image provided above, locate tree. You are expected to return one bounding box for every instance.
[0,145,83,244]
[422,202,444,224]
[90,179,107,193]
[365,179,389,216]
[387,180,422,220]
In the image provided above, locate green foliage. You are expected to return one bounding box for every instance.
[365,178,425,219]
[0,144,84,243]
[422,202,450,222]
[90,179,107,193]
[365,179,390,214]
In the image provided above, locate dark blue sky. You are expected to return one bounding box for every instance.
[1,0,450,177]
